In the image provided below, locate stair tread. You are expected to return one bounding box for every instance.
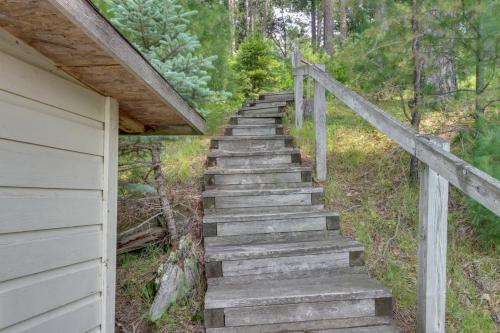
[205,235,363,262]
[204,166,310,175]
[225,124,284,129]
[203,204,324,216]
[203,187,322,197]
[212,135,292,141]
[204,209,338,223]
[231,113,285,118]
[205,230,340,246]
[205,317,394,333]
[207,148,299,157]
[205,267,390,309]
[313,325,401,333]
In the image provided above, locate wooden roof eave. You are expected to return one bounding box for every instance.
[0,0,206,135]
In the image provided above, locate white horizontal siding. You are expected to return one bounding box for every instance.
[0,188,102,234]
[1,294,101,333]
[0,90,104,156]
[0,260,101,329]
[0,227,102,282]
[0,139,103,190]
[0,51,105,121]
[0,39,115,332]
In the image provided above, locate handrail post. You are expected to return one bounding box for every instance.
[417,136,450,333]
[313,64,327,181]
[292,50,304,129]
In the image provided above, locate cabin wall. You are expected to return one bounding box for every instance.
[0,41,118,332]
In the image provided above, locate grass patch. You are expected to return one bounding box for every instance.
[288,98,499,332]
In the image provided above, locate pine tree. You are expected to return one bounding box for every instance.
[108,0,218,112]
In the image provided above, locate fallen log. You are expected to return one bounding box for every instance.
[117,226,166,255]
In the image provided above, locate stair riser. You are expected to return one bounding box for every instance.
[207,217,327,237]
[239,107,283,115]
[204,171,309,187]
[224,299,375,327]
[244,102,286,108]
[221,252,350,277]
[260,93,294,102]
[225,127,283,136]
[231,117,282,125]
[211,139,291,151]
[204,205,325,216]
[205,316,392,333]
[208,154,300,168]
[203,192,323,211]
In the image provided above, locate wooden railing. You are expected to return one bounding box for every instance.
[291,51,500,333]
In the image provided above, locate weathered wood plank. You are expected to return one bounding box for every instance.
[308,65,499,215]
[417,137,449,333]
[314,64,327,181]
[216,217,326,236]
[224,299,374,326]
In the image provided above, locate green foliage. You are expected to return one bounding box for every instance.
[232,35,284,98]
[459,117,500,248]
[106,0,220,113]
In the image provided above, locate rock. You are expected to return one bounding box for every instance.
[150,235,200,321]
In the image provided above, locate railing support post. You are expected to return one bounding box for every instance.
[417,136,450,333]
[313,64,327,181]
[292,51,304,129]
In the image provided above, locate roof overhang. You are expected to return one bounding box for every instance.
[0,0,206,135]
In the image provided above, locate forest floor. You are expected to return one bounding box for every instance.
[114,99,499,333]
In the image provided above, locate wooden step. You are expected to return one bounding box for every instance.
[243,101,286,109]
[205,230,340,246]
[203,210,339,237]
[259,92,294,103]
[224,124,284,136]
[203,204,325,216]
[210,135,294,151]
[204,166,311,189]
[204,268,392,329]
[205,317,395,333]
[207,149,301,168]
[202,187,323,214]
[204,234,365,277]
[238,107,283,115]
[230,114,284,125]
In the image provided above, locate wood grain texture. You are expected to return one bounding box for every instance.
[0,0,205,134]
[313,64,327,181]
[417,138,449,333]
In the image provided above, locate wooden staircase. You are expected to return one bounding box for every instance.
[202,92,399,333]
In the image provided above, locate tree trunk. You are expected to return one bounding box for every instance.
[311,0,317,48]
[410,0,423,182]
[228,0,236,53]
[245,0,250,35]
[376,0,389,32]
[317,2,323,47]
[151,143,178,240]
[261,0,270,37]
[475,17,486,115]
[339,0,348,40]
[323,0,334,54]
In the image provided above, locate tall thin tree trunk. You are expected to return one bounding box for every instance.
[475,18,486,115]
[317,3,322,47]
[228,0,236,53]
[339,0,348,40]
[323,0,334,54]
[151,143,178,241]
[262,0,270,37]
[376,0,389,32]
[245,0,250,35]
[410,0,422,181]
[311,0,317,48]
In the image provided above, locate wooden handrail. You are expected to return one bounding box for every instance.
[292,51,500,333]
[294,56,500,216]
